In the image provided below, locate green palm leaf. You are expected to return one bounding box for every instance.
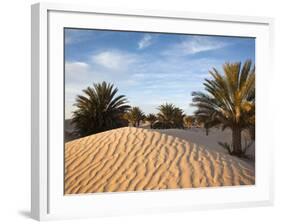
[191,60,255,156]
[71,81,130,137]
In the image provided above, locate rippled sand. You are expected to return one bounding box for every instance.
[65,127,255,194]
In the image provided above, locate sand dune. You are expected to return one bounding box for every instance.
[157,128,255,160]
[64,127,255,194]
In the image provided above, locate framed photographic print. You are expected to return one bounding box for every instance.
[31,2,274,221]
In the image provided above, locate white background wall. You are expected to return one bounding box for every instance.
[0,0,279,223]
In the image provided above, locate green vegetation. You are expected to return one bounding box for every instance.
[124,107,146,127]
[146,113,157,128]
[72,81,130,137]
[191,60,255,156]
[154,103,185,129]
[183,116,193,128]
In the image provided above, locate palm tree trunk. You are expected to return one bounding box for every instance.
[249,125,255,140]
[232,127,242,156]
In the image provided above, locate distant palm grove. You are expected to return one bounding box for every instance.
[69,60,255,157]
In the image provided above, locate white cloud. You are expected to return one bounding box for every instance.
[163,36,229,56]
[92,50,137,70]
[65,61,88,69]
[182,36,227,54]
[138,34,153,49]
[65,61,105,88]
[65,61,91,83]
[64,62,95,119]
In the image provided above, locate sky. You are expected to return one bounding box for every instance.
[64,28,255,119]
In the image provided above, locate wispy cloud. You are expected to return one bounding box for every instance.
[66,61,88,68]
[163,36,229,56]
[92,50,137,71]
[65,61,90,83]
[138,34,153,49]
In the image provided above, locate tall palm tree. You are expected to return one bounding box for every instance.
[157,103,184,129]
[192,60,255,156]
[72,81,130,137]
[146,113,157,128]
[125,107,145,127]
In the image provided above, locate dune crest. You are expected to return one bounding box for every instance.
[65,127,255,194]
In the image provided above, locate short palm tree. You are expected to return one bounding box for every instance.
[157,103,184,128]
[183,116,193,128]
[146,113,157,128]
[192,60,255,156]
[173,107,185,128]
[125,107,145,127]
[157,103,176,128]
[72,81,130,137]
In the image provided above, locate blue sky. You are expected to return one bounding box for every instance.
[65,28,255,119]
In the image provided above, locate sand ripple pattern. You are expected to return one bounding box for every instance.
[65,127,255,194]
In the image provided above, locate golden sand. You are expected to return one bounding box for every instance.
[65,127,255,194]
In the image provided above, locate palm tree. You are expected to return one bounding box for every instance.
[72,81,130,137]
[191,60,255,156]
[146,113,157,128]
[173,107,185,128]
[157,103,176,128]
[125,107,145,127]
[157,103,184,129]
[183,116,193,128]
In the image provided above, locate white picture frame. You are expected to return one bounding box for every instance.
[31,2,274,221]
